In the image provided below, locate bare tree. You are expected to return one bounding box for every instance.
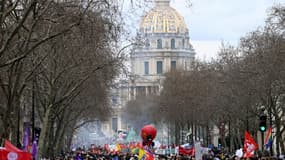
[0,0,89,145]
[239,6,285,153]
[32,2,124,158]
[0,0,128,158]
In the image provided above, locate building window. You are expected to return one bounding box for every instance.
[157,39,162,49]
[182,39,185,48]
[144,61,149,75]
[157,61,163,74]
[171,39,175,49]
[112,117,118,132]
[146,39,150,48]
[112,95,118,106]
[171,61,176,70]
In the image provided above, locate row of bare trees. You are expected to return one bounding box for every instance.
[0,0,129,158]
[124,5,285,154]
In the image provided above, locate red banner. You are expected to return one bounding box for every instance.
[0,140,32,160]
[0,148,32,160]
[178,146,195,156]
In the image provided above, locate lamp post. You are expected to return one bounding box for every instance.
[31,50,36,142]
[16,109,21,148]
[167,123,169,146]
[32,77,35,142]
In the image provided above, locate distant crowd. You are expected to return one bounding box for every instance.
[51,144,285,160]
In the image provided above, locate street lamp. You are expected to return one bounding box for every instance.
[16,109,21,148]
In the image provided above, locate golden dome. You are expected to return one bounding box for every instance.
[140,0,188,34]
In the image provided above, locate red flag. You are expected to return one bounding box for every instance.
[4,140,22,152]
[3,140,32,160]
[243,131,258,158]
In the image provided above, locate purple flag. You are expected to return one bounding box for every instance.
[22,123,30,151]
[31,140,38,160]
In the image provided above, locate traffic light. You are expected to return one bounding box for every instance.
[259,114,267,132]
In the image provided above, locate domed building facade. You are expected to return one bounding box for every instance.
[130,0,195,98]
[101,0,196,139]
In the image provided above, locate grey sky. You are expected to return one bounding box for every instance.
[174,0,285,60]
[124,0,285,60]
[173,0,284,41]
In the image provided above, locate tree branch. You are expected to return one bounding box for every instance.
[0,0,37,57]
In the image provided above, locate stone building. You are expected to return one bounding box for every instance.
[101,0,196,139]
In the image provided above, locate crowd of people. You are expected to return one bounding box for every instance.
[52,144,285,160]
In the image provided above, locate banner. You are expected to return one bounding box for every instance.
[243,131,258,158]
[178,146,194,156]
[1,140,32,160]
[264,127,273,149]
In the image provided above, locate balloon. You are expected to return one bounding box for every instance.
[140,125,157,146]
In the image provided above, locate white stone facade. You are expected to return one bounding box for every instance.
[101,0,196,138]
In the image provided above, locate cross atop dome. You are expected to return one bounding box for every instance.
[154,0,170,7]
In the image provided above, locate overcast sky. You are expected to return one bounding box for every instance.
[124,0,284,61]
[170,0,284,60]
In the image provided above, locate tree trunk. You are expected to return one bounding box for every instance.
[175,121,180,145]
[194,123,197,141]
[198,125,201,141]
[38,106,52,158]
[276,124,280,155]
[191,123,194,143]
[13,95,22,147]
[237,128,243,148]
[234,133,237,150]
[56,127,66,155]
[180,122,184,144]
[229,120,233,153]
[47,119,55,158]
[11,119,19,147]
[66,126,76,151]
[206,124,210,147]
[2,113,13,142]
[279,136,285,154]
[54,119,66,155]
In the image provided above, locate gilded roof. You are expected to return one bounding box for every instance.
[140,1,188,34]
